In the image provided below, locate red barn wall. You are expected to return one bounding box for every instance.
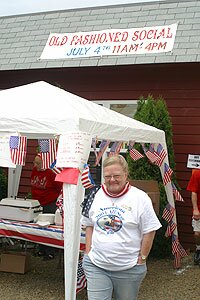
[1,62,199,251]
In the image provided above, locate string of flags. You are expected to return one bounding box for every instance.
[4,134,187,269]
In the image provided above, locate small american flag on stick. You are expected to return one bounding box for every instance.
[163,163,173,185]
[129,148,144,161]
[162,203,175,223]
[165,220,177,237]
[172,233,188,268]
[171,182,184,202]
[94,140,110,166]
[109,141,122,157]
[9,135,27,165]
[81,164,95,189]
[142,143,160,164]
[38,139,57,169]
[76,257,87,293]
[154,143,167,166]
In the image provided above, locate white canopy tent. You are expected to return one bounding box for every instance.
[0,81,175,299]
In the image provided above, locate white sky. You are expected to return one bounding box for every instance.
[0,0,166,17]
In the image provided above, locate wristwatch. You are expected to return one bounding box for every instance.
[141,255,147,262]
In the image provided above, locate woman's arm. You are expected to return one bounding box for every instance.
[191,192,200,220]
[137,231,156,264]
[85,226,93,254]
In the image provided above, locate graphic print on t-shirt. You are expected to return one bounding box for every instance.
[96,206,124,234]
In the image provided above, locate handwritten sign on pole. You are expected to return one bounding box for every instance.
[0,135,16,168]
[56,131,92,169]
[40,23,177,60]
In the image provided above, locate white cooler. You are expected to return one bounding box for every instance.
[0,198,43,222]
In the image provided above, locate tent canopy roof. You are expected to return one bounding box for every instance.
[0,81,165,144]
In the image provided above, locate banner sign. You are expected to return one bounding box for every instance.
[56,131,92,169]
[40,23,177,60]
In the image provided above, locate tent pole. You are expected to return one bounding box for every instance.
[63,178,84,300]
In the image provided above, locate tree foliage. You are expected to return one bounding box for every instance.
[0,168,7,200]
[127,95,176,258]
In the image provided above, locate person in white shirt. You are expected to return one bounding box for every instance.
[81,155,161,300]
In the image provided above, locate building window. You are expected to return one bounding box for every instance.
[93,100,138,118]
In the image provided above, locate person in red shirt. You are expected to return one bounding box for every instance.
[187,169,200,265]
[31,154,62,260]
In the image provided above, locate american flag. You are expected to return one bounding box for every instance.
[154,143,167,166]
[50,160,63,175]
[172,233,188,268]
[165,220,177,237]
[163,163,173,185]
[38,139,57,169]
[81,186,101,218]
[171,182,184,202]
[162,203,175,222]
[81,164,95,189]
[109,141,122,157]
[129,148,144,161]
[142,143,160,164]
[94,140,110,166]
[76,257,87,294]
[172,234,181,268]
[9,135,27,165]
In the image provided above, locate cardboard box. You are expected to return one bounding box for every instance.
[129,180,160,215]
[0,252,31,274]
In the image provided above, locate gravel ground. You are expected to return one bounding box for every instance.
[0,247,199,300]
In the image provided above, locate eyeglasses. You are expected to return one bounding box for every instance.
[104,175,122,181]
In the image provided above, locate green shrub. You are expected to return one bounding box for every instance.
[0,168,7,200]
[127,95,177,258]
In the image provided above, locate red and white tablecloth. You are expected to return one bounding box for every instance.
[0,218,85,250]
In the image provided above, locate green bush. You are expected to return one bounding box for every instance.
[0,168,7,200]
[127,95,177,258]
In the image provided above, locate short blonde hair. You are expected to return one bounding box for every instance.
[103,155,129,174]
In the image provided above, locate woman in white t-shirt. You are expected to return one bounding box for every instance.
[81,155,161,300]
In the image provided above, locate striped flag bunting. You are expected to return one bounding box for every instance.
[38,139,57,169]
[129,148,144,161]
[81,164,95,189]
[94,140,110,166]
[109,141,122,157]
[50,159,63,175]
[9,135,27,165]
[142,143,160,164]
[162,203,175,223]
[154,143,167,166]
[165,220,177,237]
[76,257,87,293]
[163,163,173,185]
[171,182,184,202]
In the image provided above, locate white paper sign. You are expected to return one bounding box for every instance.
[0,135,16,168]
[187,154,200,169]
[40,23,178,60]
[56,131,92,169]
